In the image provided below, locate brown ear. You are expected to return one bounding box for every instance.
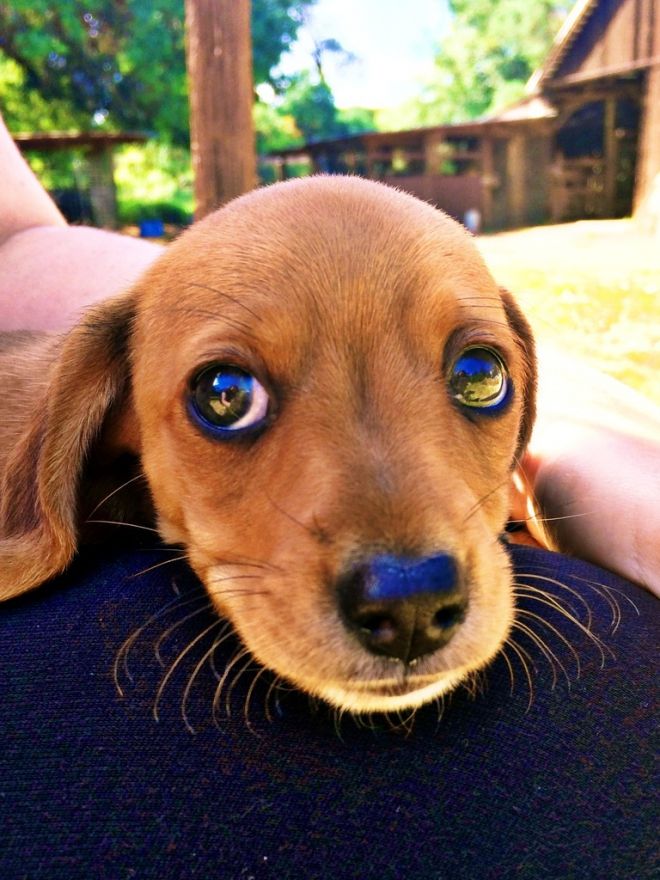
[499,288,537,463]
[0,293,143,600]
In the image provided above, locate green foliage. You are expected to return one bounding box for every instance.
[336,106,377,135]
[113,142,193,222]
[272,72,377,146]
[0,0,316,143]
[252,0,314,86]
[253,100,303,153]
[118,197,192,224]
[254,79,376,155]
[280,71,338,142]
[407,0,572,126]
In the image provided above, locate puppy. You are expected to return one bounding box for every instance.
[0,176,536,713]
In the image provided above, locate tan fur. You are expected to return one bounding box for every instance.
[0,177,536,712]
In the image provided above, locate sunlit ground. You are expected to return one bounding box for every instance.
[476,219,660,406]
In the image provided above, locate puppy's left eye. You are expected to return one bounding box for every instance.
[189,364,269,435]
[448,347,509,410]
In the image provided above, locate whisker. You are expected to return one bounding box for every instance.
[180,621,233,734]
[459,318,511,330]
[505,637,535,711]
[113,591,208,695]
[154,603,214,664]
[514,579,613,665]
[458,303,505,310]
[243,666,271,736]
[155,302,256,337]
[562,571,639,627]
[352,711,371,732]
[265,491,317,538]
[515,566,624,630]
[515,608,580,683]
[264,674,286,722]
[210,572,262,582]
[213,648,251,724]
[513,576,593,628]
[396,708,417,737]
[511,619,565,690]
[462,477,510,524]
[211,554,283,573]
[153,619,224,723]
[332,705,347,742]
[225,654,259,717]
[499,645,517,697]
[433,693,447,732]
[85,518,160,534]
[87,473,147,517]
[206,624,241,683]
[332,706,342,739]
[129,554,189,579]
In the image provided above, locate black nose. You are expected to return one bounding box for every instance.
[338,553,467,664]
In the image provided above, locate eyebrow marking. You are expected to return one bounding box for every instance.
[187,282,263,323]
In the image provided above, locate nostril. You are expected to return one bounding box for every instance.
[433,602,466,631]
[356,612,398,647]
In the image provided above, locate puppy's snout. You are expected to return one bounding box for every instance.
[338,553,467,664]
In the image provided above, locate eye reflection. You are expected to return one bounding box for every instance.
[189,364,269,434]
[448,347,509,410]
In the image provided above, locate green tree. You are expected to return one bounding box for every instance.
[0,0,316,142]
[280,71,338,142]
[410,0,571,126]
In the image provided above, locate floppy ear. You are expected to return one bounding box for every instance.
[0,293,145,600]
[499,288,537,462]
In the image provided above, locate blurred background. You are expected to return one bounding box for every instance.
[1,0,659,401]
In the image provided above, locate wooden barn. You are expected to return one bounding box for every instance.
[266,0,660,231]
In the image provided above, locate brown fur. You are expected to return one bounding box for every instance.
[0,177,536,712]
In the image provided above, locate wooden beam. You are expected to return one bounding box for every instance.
[185,0,256,220]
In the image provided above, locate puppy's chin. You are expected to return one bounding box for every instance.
[311,671,468,714]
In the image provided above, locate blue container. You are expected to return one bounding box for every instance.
[139,219,165,238]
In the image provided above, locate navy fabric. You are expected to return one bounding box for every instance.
[1,545,657,879]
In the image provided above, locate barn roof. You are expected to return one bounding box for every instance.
[527,0,600,92]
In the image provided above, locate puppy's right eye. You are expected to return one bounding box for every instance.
[448,346,510,412]
[188,364,270,436]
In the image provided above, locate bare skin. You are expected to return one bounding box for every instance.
[0,115,163,331]
[1,115,658,595]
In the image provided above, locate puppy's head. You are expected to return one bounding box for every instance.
[1,177,536,713]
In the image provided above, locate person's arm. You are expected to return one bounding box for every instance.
[0,115,67,241]
[0,114,163,332]
[514,343,660,596]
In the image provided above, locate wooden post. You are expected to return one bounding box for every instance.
[480,136,495,229]
[506,133,526,227]
[603,95,617,217]
[634,64,660,230]
[185,0,256,220]
[423,132,443,175]
[87,145,118,229]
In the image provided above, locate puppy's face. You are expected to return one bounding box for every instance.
[127,177,535,712]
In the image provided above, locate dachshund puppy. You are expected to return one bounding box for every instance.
[0,176,536,713]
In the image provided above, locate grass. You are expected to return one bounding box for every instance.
[476,219,660,406]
